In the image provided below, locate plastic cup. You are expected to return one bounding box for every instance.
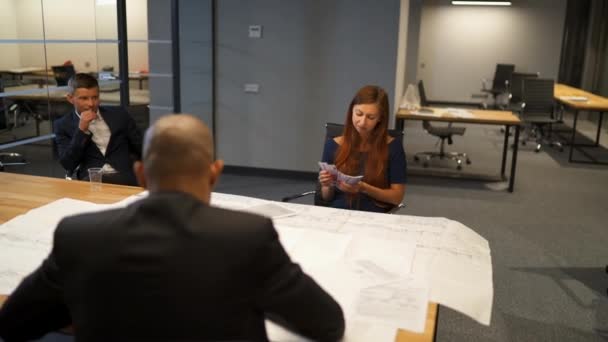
[88,167,103,188]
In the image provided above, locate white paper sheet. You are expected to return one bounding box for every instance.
[428,221,493,325]
[241,202,297,219]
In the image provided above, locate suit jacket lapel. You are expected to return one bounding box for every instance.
[69,111,80,132]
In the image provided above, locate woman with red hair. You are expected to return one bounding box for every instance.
[319,85,407,212]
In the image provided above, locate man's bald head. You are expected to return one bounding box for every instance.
[141,114,215,188]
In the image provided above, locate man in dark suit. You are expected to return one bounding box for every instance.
[0,114,345,341]
[53,73,142,185]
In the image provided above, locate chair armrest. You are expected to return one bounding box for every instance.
[387,202,406,214]
[481,78,491,91]
[281,190,316,202]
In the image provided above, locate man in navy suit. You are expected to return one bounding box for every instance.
[53,73,142,185]
[0,114,345,341]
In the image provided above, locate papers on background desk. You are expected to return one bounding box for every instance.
[411,107,474,118]
[442,108,475,118]
[559,95,588,102]
[0,192,493,341]
[410,108,441,117]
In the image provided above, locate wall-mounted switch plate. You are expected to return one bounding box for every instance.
[249,25,262,38]
[244,83,260,93]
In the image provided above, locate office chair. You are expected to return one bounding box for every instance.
[501,72,540,138]
[414,80,471,170]
[508,72,540,115]
[0,103,20,137]
[52,65,76,86]
[281,123,405,214]
[127,104,150,130]
[0,152,27,171]
[520,78,563,152]
[481,63,515,109]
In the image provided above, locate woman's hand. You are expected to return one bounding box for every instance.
[336,181,362,194]
[318,170,335,187]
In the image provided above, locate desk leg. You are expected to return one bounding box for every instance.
[569,110,579,162]
[595,112,604,146]
[509,125,520,193]
[501,125,510,178]
[396,118,405,132]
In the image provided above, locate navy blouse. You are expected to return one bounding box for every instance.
[320,137,407,212]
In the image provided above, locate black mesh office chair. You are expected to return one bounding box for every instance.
[520,78,563,152]
[414,80,471,170]
[0,152,27,171]
[505,72,539,139]
[52,65,76,86]
[281,123,405,214]
[508,72,540,114]
[482,63,515,109]
[127,104,150,131]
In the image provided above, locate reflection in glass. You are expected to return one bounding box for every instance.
[42,0,98,40]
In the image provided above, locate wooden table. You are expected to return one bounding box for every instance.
[396,108,522,192]
[0,172,438,341]
[554,83,608,164]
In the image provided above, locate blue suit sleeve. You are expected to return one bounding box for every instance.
[53,116,92,174]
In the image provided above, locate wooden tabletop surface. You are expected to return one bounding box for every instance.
[554,83,608,111]
[396,107,521,126]
[0,172,438,342]
[0,172,142,223]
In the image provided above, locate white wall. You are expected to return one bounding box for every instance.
[126,0,149,72]
[0,0,20,69]
[416,0,566,102]
[1,0,148,73]
[12,0,47,70]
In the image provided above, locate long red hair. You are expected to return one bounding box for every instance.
[335,85,390,189]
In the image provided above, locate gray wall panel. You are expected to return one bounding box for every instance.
[179,0,213,125]
[216,0,400,171]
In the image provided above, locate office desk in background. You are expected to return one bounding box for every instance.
[554,83,608,164]
[0,67,47,81]
[1,67,149,90]
[396,108,522,192]
[4,85,150,105]
[128,73,148,90]
[0,172,440,342]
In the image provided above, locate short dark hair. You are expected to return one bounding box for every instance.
[67,73,99,94]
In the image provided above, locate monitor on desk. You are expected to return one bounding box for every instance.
[52,65,75,86]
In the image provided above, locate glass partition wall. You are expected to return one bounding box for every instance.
[0,0,153,177]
